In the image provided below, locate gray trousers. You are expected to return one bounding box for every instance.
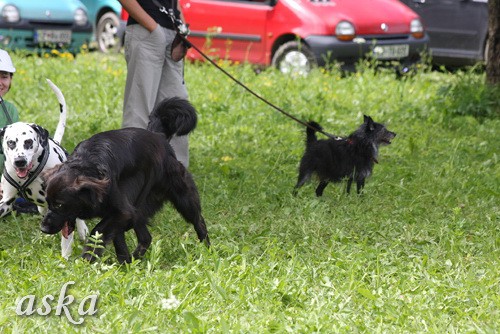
[122,24,190,167]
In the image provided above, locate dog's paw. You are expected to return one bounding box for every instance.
[82,245,103,263]
[81,251,98,263]
[61,233,74,260]
[202,235,211,248]
[117,254,132,264]
[132,245,148,259]
[76,219,89,241]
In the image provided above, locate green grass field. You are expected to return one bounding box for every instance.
[0,52,498,333]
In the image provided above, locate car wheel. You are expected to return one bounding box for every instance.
[272,41,317,75]
[96,11,121,53]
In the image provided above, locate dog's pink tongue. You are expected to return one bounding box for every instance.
[16,168,29,178]
[62,222,70,239]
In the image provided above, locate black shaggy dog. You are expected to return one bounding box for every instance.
[40,97,209,263]
[294,115,396,197]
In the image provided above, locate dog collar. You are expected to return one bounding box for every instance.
[3,147,50,200]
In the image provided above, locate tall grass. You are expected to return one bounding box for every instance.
[0,52,498,333]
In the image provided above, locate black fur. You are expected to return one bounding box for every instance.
[147,97,197,138]
[40,97,209,263]
[294,115,396,196]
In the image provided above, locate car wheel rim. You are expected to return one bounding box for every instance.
[279,51,310,76]
[98,19,119,52]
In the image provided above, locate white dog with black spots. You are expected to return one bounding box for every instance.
[0,79,87,259]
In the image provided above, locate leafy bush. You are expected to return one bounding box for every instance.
[435,68,500,119]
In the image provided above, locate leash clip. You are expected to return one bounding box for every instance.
[176,21,190,36]
[166,8,190,36]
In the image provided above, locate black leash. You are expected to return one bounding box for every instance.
[150,1,338,139]
[183,36,339,139]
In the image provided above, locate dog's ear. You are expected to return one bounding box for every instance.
[76,176,110,205]
[364,115,375,132]
[30,124,49,148]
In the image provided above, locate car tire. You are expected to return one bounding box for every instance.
[96,11,121,53]
[272,41,317,75]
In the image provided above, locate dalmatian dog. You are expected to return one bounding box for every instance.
[0,79,88,259]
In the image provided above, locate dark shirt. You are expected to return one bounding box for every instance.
[127,0,180,30]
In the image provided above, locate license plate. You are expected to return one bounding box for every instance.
[34,30,72,44]
[372,44,409,59]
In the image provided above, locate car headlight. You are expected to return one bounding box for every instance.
[74,8,88,26]
[336,21,355,41]
[410,19,424,39]
[1,5,20,23]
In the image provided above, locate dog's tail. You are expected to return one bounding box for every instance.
[147,97,197,140]
[306,121,322,145]
[46,79,67,144]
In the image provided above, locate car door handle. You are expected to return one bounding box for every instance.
[412,0,426,3]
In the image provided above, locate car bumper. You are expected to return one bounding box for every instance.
[0,21,93,53]
[429,47,484,66]
[305,33,429,66]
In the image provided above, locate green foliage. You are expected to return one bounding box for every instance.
[0,52,499,333]
[435,67,500,119]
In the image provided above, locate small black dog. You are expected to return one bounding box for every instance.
[40,97,209,263]
[294,115,396,196]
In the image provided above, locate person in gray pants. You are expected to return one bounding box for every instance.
[119,0,190,167]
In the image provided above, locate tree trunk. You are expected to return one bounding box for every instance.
[486,0,500,85]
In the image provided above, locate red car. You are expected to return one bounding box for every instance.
[181,0,429,74]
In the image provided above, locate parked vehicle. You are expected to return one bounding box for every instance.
[399,0,488,66]
[79,0,127,52]
[180,0,429,74]
[0,0,93,54]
